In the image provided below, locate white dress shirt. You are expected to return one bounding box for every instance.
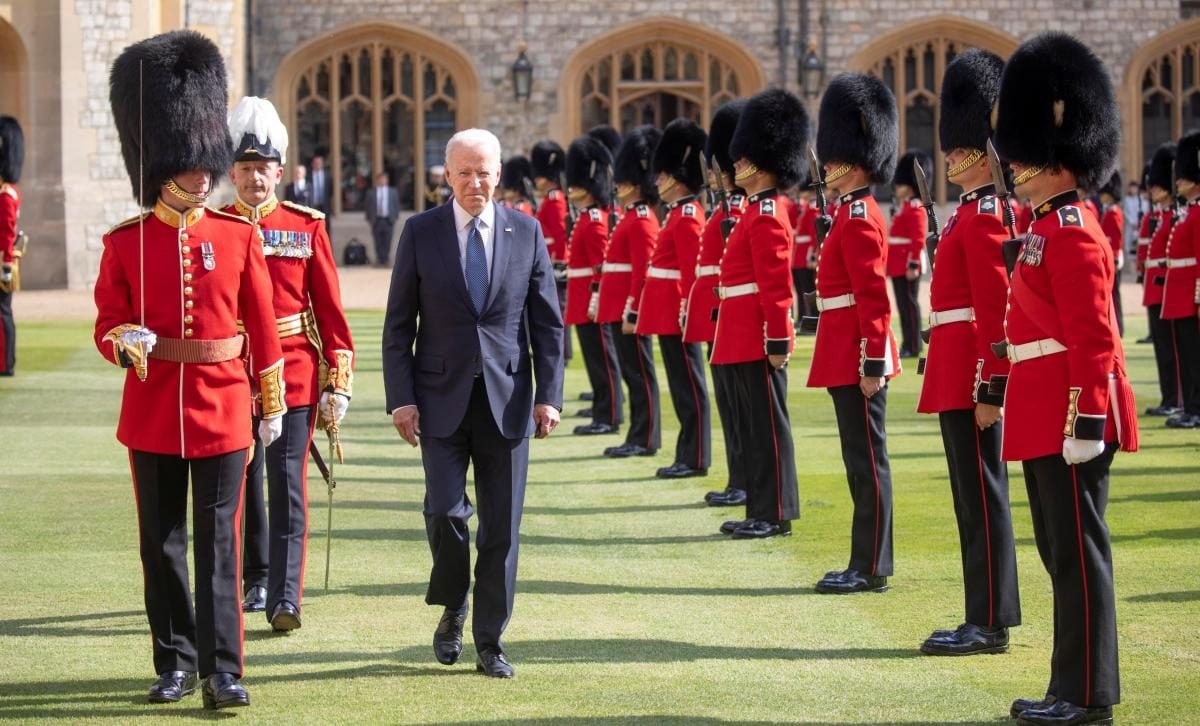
[377,185,389,217]
[452,198,495,284]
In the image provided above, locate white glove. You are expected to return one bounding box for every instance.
[258,416,283,447]
[1116,250,1125,271]
[587,292,599,321]
[1062,438,1104,465]
[121,326,157,355]
[320,391,349,424]
[0,264,11,283]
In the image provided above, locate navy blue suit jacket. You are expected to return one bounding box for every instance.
[382,201,565,439]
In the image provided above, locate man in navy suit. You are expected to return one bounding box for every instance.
[383,128,564,679]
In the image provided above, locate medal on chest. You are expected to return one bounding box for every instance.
[201,241,216,270]
[1018,233,1045,267]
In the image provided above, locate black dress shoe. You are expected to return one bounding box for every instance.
[147,671,198,703]
[269,600,301,632]
[815,569,888,594]
[579,391,594,401]
[704,487,747,506]
[1018,700,1112,725]
[241,585,266,613]
[1135,334,1153,344]
[1011,694,1057,719]
[720,518,753,535]
[575,407,593,418]
[731,520,791,539]
[433,608,467,665]
[476,648,514,678]
[573,422,618,435]
[1145,404,1181,416]
[202,673,249,710]
[920,623,1009,655]
[604,443,656,457]
[655,462,707,479]
[1166,412,1200,428]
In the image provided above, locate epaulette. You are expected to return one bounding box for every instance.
[281,199,326,219]
[0,183,14,199]
[105,212,151,236]
[588,208,602,222]
[1057,206,1084,228]
[636,204,650,218]
[208,207,255,225]
[682,203,697,217]
[548,189,562,201]
[760,198,775,215]
[849,200,867,219]
[730,194,747,209]
[978,196,998,216]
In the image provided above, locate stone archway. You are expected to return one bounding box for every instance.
[1124,19,1200,183]
[0,18,28,124]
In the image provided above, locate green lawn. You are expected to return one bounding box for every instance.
[0,310,1197,724]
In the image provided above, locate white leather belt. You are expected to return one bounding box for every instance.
[1166,257,1197,268]
[1007,337,1067,364]
[601,262,633,273]
[697,265,721,277]
[566,267,593,279]
[928,307,975,327]
[1145,258,1166,269]
[647,266,681,280]
[718,283,758,299]
[816,293,855,312]
[888,236,912,245]
[794,235,813,244]
[1137,237,1150,247]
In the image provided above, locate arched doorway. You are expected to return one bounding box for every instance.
[1125,20,1200,183]
[271,22,479,214]
[849,16,1018,203]
[557,17,765,139]
[0,19,28,125]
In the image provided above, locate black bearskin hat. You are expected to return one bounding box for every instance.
[1147,143,1175,191]
[730,89,810,189]
[939,48,1005,153]
[587,125,622,157]
[893,148,933,197]
[705,99,746,176]
[530,140,565,181]
[994,32,1119,190]
[500,155,533,192]
[566,135,613,206]
[613,125,663,203]
[653,119,707,193]
[1098,170,1122,200]
[816,73,897,184]
[1176,131,1200,184]
[0,116,24,183]
[110,30,233,205]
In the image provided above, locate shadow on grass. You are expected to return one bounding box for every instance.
[0,609,145,638]
[1017,526,1200,547]
[1125,589,1200,603]
[330,500,707,516]
[437,719,1003,726]
[332,580,813,599]
[1108,488,1199,504]
[331,529,722,546]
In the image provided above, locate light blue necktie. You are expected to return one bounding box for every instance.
[465,217,489,314]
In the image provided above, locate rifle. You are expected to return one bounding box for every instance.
[559,171,578,241]
[986,140,1023,278]
[797,147,832,334]
[607,164,619,237]
[912,158,940,262]
[522,177,539,214]
[710,157,737,242]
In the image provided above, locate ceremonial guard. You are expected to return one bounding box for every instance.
[692,100,750,507]
[598,126,663,457]
[791,188,819,323]
[531,141,571,361]
[888,149,931,358]
[710,88,806,538]
[95,31,285,709]
[1161,130,1200,429]
[806,73,900,593]
[500,155,536,217]
[1097,173,1125,336]
[1142,143,1182,416]
[916,49,1020,656]
[565,136,623,435]
[0,116,23,375]
[223,97,355,629]
[995,32,1138,726]
[637,119,711,478]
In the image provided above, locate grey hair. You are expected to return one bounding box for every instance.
[445,128,502,168]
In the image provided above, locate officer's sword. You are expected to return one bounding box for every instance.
[308,427,341,591]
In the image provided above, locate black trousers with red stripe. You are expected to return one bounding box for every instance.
[891,275,922,356]
[1022,444,1120,708]
[709,356,745,493]
[727,359,798,522]
[130,448,248,678]
[1110,264,1123,337]
[1170,315,1200,415]
[0,285,14,374]
[828,384,894,576]
[938,409,1021,628]
[1148,303,1181,408]
[658,334,711,470]
[575,321,622,426]
[609,323,661,450]
[792,268,816,318]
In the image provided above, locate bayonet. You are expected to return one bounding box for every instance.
[522,176,538,213]
[710,157,736,241]
[986,139,1023,278]
[913,158,940,252]
[559,171,577,241]
[797,147,832,335]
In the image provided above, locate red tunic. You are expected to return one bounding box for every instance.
[597,201,658,324]
[1001,191,1136,461]
[1142,208,1174,307]
[537,189,569,263]
[635,196,704,336]
[791,200,818,271]
[1016,201,1034,235]
[505,199,535,217]
[807,189,900,387]
[710,189,794,364]
[683,193,745,343]
[93,202,284,458]
[886,198,927,277]
[563,206,607,325]
[0,183,19,263]
[1135,208,1155,269]
[1100,203,1124,269]
[1162,200,1200,320]
[917,187,1011,413]
[222,197,355,407]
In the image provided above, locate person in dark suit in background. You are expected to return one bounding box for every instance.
[383,128,564,679]
[365,172,400,266]
[283,163,312,207]
[309,154,332,234]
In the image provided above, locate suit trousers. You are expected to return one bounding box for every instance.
[709,356,745,493]
[0,285,14,373]
[726,360,799,522]
[828,384,894,576]
[421,377,529,653]
[891,275,922,355]
[575,321,622,426]
[658,334,711,470]
[372,219,395,265]
[1022,444,1120,708]
[557,279,572,361]
[938,409,1021,628]
[1171,315,1200,415]
[609,323,661,450]
[1148,303,1181,408]
[130,448,248,677]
